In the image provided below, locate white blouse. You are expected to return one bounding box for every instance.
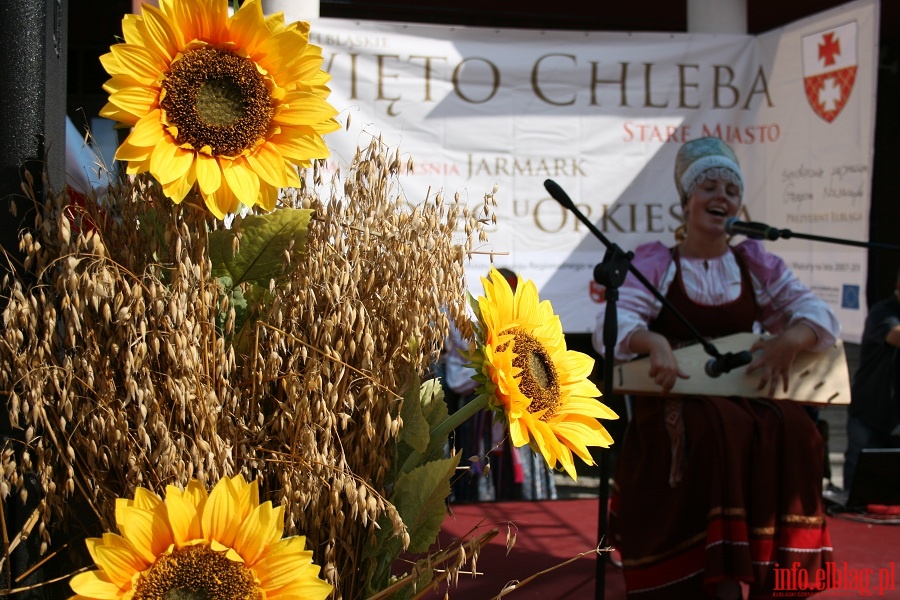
[593,242,841,363]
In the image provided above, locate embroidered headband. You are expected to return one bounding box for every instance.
[674,137,744,204]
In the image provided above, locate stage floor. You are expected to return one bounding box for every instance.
[437,498,900,599]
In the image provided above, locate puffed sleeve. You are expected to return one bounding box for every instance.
[592,241,676,362]
[734,239,841,351]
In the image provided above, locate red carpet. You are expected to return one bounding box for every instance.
[437,499,900,599]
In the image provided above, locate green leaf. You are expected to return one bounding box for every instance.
[398,379,438,455]
[215,283,248,333]
[208,208,312,291]
[419,378,450,432]
[393,455,460,553]
[363,453,460,594]
[396,379,451,474]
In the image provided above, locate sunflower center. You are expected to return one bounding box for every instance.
[132,544,262,600]
[509,327,560,420]
[161,46,273,157]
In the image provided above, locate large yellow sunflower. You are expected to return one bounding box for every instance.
[100,0,340,219]
[467,268,617,480]
[69,475,332,600]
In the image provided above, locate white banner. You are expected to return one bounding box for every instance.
[311,0,878,341]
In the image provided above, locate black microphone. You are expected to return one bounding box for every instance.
[724,218,787,241]
[544,179,576,211]
[705,350,753,378]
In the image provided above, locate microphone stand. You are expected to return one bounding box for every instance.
[750,225,900,253]
[542,179,743,600]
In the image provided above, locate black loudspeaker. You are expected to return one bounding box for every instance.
[846,448,900,509]
[0,0,68,286]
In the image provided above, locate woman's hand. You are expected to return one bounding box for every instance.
[746,323,818,396]
[629,330,690,394]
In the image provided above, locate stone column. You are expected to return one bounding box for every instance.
[687,0,747,34]
[262,0,320,21]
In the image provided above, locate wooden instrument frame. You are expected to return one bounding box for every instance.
[612,332,851,405]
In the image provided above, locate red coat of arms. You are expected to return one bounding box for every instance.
[802,22,858,123]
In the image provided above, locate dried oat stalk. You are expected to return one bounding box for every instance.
[0,137,495,599]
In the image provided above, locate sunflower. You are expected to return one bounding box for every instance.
[467,268,617,480]
[100,0,340,219]
[69,475,332,600]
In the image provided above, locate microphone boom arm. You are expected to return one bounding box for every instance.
[726,218,900,253]
[778,229,900,252]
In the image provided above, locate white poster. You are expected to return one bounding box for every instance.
[311,0,878,341]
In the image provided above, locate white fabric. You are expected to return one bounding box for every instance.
[312,5,877,341]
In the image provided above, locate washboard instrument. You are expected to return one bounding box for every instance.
[613,332,851,406]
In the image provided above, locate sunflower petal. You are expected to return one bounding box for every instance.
[120,13,143,46]
[257,182,279,212]
[102,74,148,96]
[99,52,122,78]
[252,536,321,592]
[312,116,342,135]
[252,29,310,82]
[202,0,230,44]
[228,0,268,54]
[131,487,163,511]
[69,570,126,599]
[272,51,324,90]
[85,534,142,567]
[266,567,334,600]
[118,505,175,565]
[94,543,148,588]
[124,110,165,150]
[150,140,194,185]
[274,93,339,127]
[558,395,618,420]
[202,476,241,547]
[139,4,183,61]
[508,417,531,448]
[268,127,329,162]
[115,138,153,163]
[183,479,210,507]
[167,0,204,44]
[107,87,159,121]
[230,475,260,522]
[110,44,165,85]
[195,153,223,195]
[221,158,261,208]
[233,501,283,566]
[166,488,203,548]
[161,164,197,204]
[203,183,238,219]
[246,143,290,187]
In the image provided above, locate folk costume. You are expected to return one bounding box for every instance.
[594,137,840,599]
